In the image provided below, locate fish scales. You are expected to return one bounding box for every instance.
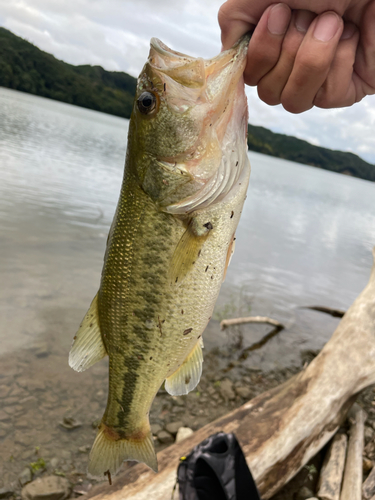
[69,33,251,478]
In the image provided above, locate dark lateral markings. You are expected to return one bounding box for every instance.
[183,328,193,335]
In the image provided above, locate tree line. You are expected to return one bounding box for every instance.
[1,26,374,182]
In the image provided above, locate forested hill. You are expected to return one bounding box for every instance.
[1,27,374,182]
[247,125,375,182]
[0,27,136,118]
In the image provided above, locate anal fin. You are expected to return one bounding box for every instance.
[69,293,107,372]
[165,341,203,396]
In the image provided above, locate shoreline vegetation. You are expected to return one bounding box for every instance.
[1,25,374,183]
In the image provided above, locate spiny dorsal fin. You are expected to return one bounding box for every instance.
[69,293,107,372]
[168,219,212,286]
[165,341,203,396]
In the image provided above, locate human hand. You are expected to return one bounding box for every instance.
[218,0,375,113]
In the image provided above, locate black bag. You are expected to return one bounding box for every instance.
[177,432,261,500]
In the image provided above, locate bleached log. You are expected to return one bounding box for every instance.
[86,248,375,500]
[220,315,284,330]
[363,465,375,499]
[317,433,348,500]
[340,404,367,500]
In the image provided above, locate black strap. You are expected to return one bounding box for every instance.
[177,432,261,500]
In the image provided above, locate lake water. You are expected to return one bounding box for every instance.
[0,86,375,486]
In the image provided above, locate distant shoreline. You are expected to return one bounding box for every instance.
[1,26,374,183]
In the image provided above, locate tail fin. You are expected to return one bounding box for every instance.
[88,424,158,479]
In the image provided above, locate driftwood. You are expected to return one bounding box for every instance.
[85,249,375,500]
[363,465,375,499]
[220,315,284,330]
[317,433,348,500]
[340,404,366,500]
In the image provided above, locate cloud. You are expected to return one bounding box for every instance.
[1,0,375,164]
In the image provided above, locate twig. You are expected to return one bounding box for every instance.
[363,465,375,499]
[340,404,367,500]
[301,306,346,318]
[316,433,348,500]
[220,316,284,330]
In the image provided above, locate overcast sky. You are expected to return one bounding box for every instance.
[1,0,375,164]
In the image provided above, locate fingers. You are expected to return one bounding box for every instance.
[218,0,260,50]
[280,11,344,113]
[353,0,375,99]
[244,4,292,86]
[314,23,360,108]
[256,10,316,105]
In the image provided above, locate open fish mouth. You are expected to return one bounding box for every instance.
[144,35,251,214]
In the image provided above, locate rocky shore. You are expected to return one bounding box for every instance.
[2,322,375,500]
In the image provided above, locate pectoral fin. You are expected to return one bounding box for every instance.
[69,293,107,372]
[168,219,212,286]
[165,341,203,396]
[223,234,236,282]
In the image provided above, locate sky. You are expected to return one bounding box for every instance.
[1,0,375,164]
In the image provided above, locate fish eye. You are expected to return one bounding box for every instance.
[137,92,157,115]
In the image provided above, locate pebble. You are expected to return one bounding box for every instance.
[365,440,375,459]
[50,458,60,469]
[171,397,185,407]
[157,430,174,445]
[15,418,30,429]
[175,427,194,443]
[59,417,82,430]
[219,379,236,402]
[72,483,92,496]
[235,386,252,399]
[0,488,14,499]
[18,468,32,487]
[295,487,315,500]
[32,343,50,358]
[165,421,184,436]
[4,405,23,415]
[60,450,71,460]
[3,397,19,405]
[78,446,90,454]
[17,379,46,391]
[365,426,375,442]
[363,457,374,473]
[19,397,38,411]
[21,476,71,500]
[91,419,100,429]
[0,411,10,422]
[0,386,11,399]
[150,423,162,435]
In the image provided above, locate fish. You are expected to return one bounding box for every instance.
[68,33,251,479]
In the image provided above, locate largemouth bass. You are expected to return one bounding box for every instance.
[69,34,251,478]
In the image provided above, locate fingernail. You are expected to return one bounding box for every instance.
[295,10,315,33]
[268,4,291,36]
[313,13,341,42]
[341,22,356,40]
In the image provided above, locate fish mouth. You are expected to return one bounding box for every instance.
[147,36,251,214]
[149,34,250,95]
[146,33,251,214]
